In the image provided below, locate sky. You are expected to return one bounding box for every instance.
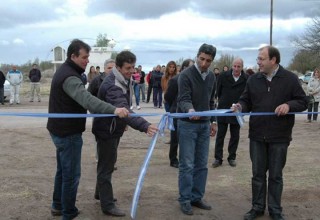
[1,0,319,72]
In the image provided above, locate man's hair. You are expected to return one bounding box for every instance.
[197,43,217,60]
[104,59,115,67]
[67,39,91,59]
[96,66,100,69]
[115,51,136,68]
[259,45,281,64]
[180,59,194,72]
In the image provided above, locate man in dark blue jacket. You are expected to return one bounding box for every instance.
[236,46,308,220]
[29,63,42,102]
[92,50,158,217]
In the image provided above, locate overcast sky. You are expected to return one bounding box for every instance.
[0,0,319,71]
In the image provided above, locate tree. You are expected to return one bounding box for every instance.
[94,33,110,47]
[211,53,235,71]
[291,16,320,57]
[287,49,319,73]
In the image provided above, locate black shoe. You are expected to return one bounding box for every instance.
[191,200,212,210]
[103,206,126,217]
[94,194,117,202]
[228,159,237,167]
[244,209,264,220]
[170,161,179,168]
[51,208,80,217]
[180,203,193,215]
[51,208,62,216]
[212,160,222,168]
[270,213,285,220]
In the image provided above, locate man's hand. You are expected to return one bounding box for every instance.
[188,109,200,120]
[146,124,158,137]
[275,103,290,116]
[114,107,129,118]
[210,123,217,137]
[231,103,242,112]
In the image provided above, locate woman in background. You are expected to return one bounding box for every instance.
[306,67,320,122]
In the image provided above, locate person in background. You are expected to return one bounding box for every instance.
[177,43,217,216]
[0,70,5,105]
[47,39,129,220]
[96,66,101,75]
[306,67,320,122]
[161,61,177,112]
[6,65,23,105]
[176,64,181,73]
[80,73,87,85]
[87,65,98,84]
[164,59,194,168]
[88,59,115,97]
[137,65,146,102]
[92,50,158,217]
[235,45,307,220]
[151,65,163,108]
[131,67,141,110]
[29,63,42,102]
[212,58,247,168]
[222,65,229,72]
[146,68,154,103]
[246,68,255,77]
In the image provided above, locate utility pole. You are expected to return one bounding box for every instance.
[270,0,273,45]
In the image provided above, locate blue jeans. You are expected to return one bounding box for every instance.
[249,140,288,214]
[50,133,83,220]
[134,84,140,106]
[177,120,210,204]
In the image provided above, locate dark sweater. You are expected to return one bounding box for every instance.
[177,65,216,122]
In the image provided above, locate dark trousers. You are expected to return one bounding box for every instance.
[307,101,319,121]
[0,87,4,104]
[146,84,153,102]
[152,87,163,107]
[249,140,288,214]
[95,137,119,211]
[169,118,179,163]
[214,122,240,162]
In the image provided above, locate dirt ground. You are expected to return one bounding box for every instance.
[0,95,319,220]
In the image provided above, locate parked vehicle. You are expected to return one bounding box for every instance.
[4,80,10,99]
[299,71,313,84]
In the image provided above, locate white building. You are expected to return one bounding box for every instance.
[51,40,116,74]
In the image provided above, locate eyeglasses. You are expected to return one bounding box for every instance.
[256,57,268,62]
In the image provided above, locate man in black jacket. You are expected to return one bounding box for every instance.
[29,63,42,102]
[0,70,5,105]
[92,50,158,217]
[47,39,129,220]
[212,58,247,168]
[235,46,307,220]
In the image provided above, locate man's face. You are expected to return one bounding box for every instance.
[232,60,243,76]
[257,48,277,75]
[71,49,89,70]
[196,52,213,72]
[104,62,115,75]
[117,62,135,80]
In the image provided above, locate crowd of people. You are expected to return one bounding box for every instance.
[1,39,318,220]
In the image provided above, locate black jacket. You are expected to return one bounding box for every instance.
[47,59,87,137]
[29,68,42,82]
[0,71,5,88]
[239,65,308,142]
[92,71,150,139]
[164,74,179,113]
[217,69,247,124]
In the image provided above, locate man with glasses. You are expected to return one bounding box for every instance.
[233,46,307,220]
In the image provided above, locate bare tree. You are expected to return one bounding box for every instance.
[292,16,320,56]
[287,49,319,73]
